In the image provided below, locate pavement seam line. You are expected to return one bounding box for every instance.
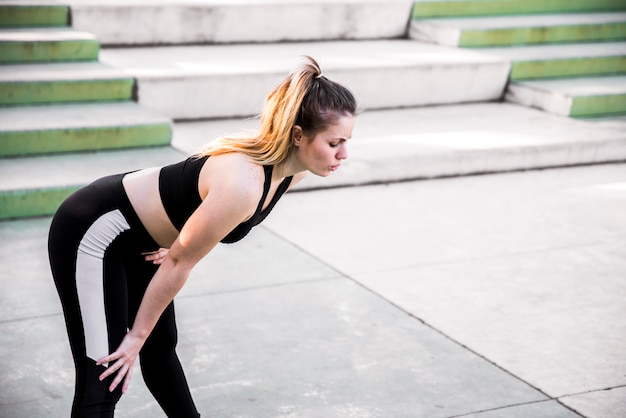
[447,398,583,418]
[0,311,62,325]
[557,383,626,399]
[0,278,345,325]
[261,225,565,409]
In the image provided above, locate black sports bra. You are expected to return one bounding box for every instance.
[159,155,293,244]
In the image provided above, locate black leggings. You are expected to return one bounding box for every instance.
[48,174,200,417]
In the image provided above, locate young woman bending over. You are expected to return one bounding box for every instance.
[48,56,357,417]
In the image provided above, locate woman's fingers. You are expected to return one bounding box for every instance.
[94,331,142,391]
[96,357,134,392]
[142,248,169,264]
[96,352,116,367]
[97,355,120,381]
[122,365,134,394]
[109,363,129,392]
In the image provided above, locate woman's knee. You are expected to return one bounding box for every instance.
[73,359,123,417]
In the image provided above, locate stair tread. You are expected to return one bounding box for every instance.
[418,12,626,29]
[0,102,170,132]
[0,147,184,190]
[4,102,626,192]
[513,75,626,96]
[99,39,507,75]
[171,101,626,158]
[481,42,626,60]
[0,62,131,81]
[171,102,626,190]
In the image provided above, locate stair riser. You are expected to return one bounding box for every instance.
[459,22,626,47]
[412,21,626,47]
[413,0,626,18]
[511,56,626,80]
[69,2,413,46]
[0,5,69,28]
[0,80,134,105]
[506,84,626,117]
[571,94,626,117]
[132,63,510,120]
[0,186,80,220]
[0,40,99,64]
[0,124,172,157]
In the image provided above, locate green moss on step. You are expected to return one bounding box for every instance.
[0,39,99,63]
[413,0,626,19]
[460,22,626,47]
[0,186,81,220]
[511,56,626,80]
[0,79,134,105]
[0,5,69,27]
[570,93,626,117]
[0,124,172,156]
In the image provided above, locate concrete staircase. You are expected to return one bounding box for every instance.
[0,1,175,219]
[64,0,511,122]
[1,0,625,221]
[410,0,626,117]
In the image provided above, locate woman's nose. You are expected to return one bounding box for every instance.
[337,144,348,160]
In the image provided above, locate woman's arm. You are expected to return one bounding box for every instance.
[96,161,263,393]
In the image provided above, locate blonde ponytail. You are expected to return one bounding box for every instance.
[198,56,356,165]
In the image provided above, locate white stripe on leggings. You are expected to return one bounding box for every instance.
[76,209,130,365]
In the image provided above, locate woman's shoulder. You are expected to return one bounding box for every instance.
[199,152,265,199]
[208,152,264,181]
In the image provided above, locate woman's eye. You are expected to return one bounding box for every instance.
[329,142,339,148]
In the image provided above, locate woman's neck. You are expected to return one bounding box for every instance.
[273,152,304,181]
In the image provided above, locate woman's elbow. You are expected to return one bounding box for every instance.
[161,251,197,283]
[167,252,196,271]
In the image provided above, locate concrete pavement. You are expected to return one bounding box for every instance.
[2,1,625,415]
[1,162,625,417]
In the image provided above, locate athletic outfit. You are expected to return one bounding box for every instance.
[48,155,292,417]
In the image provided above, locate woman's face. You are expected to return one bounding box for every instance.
[294,115,355,177]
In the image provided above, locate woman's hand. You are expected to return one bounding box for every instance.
[143,248,169,265]
[96,331,145,393]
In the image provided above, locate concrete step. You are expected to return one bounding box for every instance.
[66,0,414,46]
[3,102,625,220]
[0,28,99,63]
[0,146,184,220]
[410,12,626,47]
[0,62,134,105]
[412,0,626,19]
[0,102,172,157]
[99,40,511,120]
[172,102,626,191]
[505,75,626,117]
[481,42,626,80]
[0,1,69,28]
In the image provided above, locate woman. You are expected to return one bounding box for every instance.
[48,56,356,417]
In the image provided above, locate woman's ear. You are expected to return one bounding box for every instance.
[292,125,303,146]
